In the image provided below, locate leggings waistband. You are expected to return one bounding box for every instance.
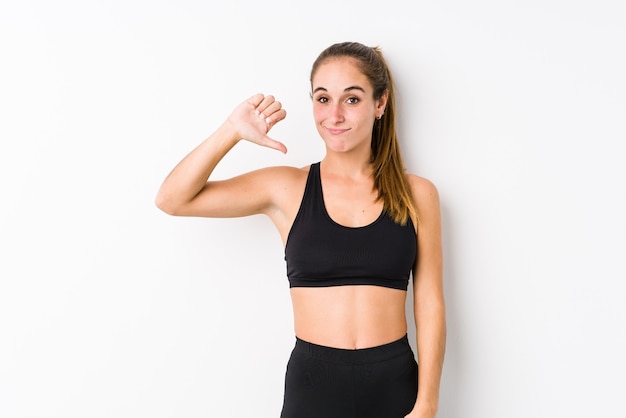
[293,334,412,364]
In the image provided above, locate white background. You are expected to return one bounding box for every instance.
[1,1,625,417]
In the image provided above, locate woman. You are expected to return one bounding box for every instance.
[156,41,445,418]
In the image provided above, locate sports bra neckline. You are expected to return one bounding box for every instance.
[315,162,385,230]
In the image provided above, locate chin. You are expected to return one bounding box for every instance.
[322,139,350,153]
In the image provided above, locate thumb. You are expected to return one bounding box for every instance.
[261,135,288,154]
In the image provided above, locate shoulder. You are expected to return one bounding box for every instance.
[406,174,440,205]
[406,174,441,226]
[252,164,311,227]
[248,164,310,187]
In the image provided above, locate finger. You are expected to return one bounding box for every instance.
[259,100,283,119]
[247,93,265,108]
[264,108,287,126]
[255,94,276,115]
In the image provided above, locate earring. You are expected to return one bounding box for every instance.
[376,112,384,120]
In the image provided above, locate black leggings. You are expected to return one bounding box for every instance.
[280,335,418,418]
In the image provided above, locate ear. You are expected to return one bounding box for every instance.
[376,90,388,115]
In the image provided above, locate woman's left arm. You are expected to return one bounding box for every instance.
[406,175,446,418]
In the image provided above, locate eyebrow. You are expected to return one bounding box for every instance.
[312,86,366,94]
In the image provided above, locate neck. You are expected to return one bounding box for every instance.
[321,151,373,179]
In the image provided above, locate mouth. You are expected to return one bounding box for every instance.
[324,126,350,135]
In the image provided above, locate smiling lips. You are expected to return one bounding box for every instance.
[325,127,350,135]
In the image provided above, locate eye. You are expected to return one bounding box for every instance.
[347,97,360,104]
[316,96,329,103]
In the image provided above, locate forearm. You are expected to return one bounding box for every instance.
[155,121,239,214]
[413,300,446,413]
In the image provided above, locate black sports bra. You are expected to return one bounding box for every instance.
[284,162,417,290]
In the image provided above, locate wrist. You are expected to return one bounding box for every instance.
[414,397,438,415]
[210,119,243,152]
[217,119,242,143]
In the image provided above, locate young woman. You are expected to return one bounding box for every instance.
[156,41,446,418]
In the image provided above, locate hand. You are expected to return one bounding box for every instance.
[227,93,288,153]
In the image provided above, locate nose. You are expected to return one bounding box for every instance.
[329,103,344,123]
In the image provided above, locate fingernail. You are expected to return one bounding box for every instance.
[265,117,272,124]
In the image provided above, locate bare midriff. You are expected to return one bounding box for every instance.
[289,285,408,349]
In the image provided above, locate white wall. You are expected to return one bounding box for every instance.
[1,1,624,417]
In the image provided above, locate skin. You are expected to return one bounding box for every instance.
[155,57,445,418]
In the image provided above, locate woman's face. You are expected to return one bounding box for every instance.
[311,57,386,154]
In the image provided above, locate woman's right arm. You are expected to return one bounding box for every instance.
[155,94,287,218]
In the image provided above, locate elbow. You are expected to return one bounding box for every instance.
[155,191,182,216]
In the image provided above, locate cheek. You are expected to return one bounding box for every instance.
[354,109,374,125]
[312,106,326,123]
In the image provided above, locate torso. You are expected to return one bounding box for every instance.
[267,162,415,349]
[289,286,408,349]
